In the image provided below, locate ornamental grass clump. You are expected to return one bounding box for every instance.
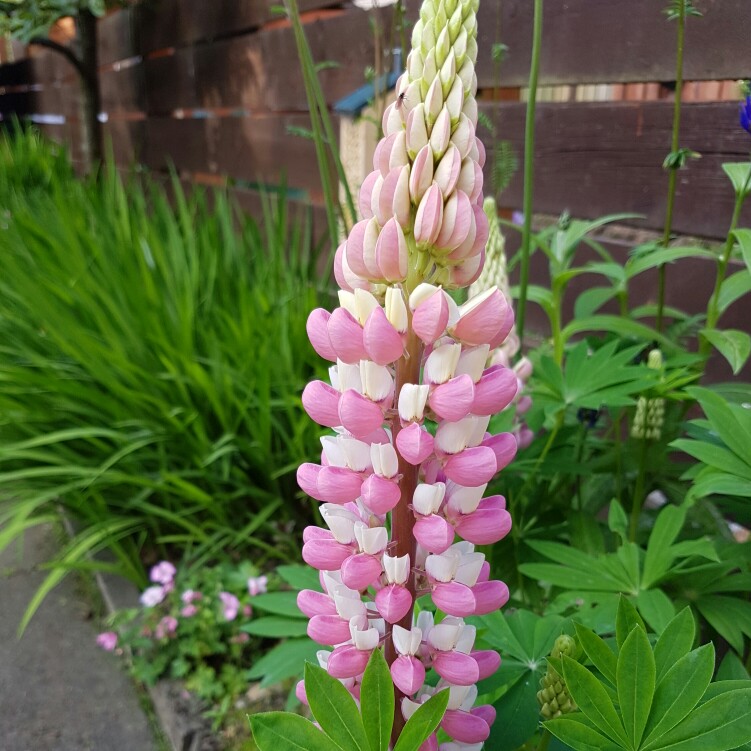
[252,0,520,747]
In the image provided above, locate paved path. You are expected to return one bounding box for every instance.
[0,524,159,751]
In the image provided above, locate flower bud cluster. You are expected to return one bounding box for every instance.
[336,0,488,292]
[537,635,578,720]
[631,348,665,440]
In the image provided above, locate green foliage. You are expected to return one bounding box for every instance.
[249,651,449,751]
[548,603,751,751]
[0,0,109,39]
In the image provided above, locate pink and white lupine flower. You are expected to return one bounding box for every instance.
[149,561,176,586]
[96,631,118,652]
[140,585,166,608]
[219,592,240,621]
[155,615,178,639]
[247,575,268,596]
[294,0,516,743]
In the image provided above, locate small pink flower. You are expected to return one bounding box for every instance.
[149,561,176,586]
[155,616,178,639]
[247,576,268,597]
[231,632,250,645]
[140,585,166,608]
[96,631,118,652]
[219,592,240,621]
[243,604,253,618]
[181,589,202,604]
[181,604,197,618]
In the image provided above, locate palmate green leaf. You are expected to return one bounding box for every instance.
[654,608,696,683]
[695,596,751,654]
[249,712,340,751]
[574,623,618,686]
[473,609,561,662]
[701,328,751,375]
[546,717,623,751]
[305,663,370,751]
[643,689,751,751]
[608,500,629,542]
[563,656,629,746]
[249,592,304,618]
[618,627,655,749]
[519,563,624,592]
[241,617,309,638]
[642,504,687,588]
[634,589,676,634]
[276,564,323,592]
[360,650,394,751]
[393,689,450,751]
[671,439,751,481]
[487,671,541,751]
[686,387,751,463]
[716,651,750,682]
[642,644,715,747]
[625,246,717,279]
[246,640,319,687]
[616,596,646,649]
[561,316,678,352]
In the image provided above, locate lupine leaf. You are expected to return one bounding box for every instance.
[360,650,394,751]
[249,712,340,751]
[393,689,450,751]
[716,651,750,681]
[700,328,751,375]
[241,617,309,637]
[615,596,645,649]
[635,589,676,634]
[562,656,629,746]
[618,626,655,748]
[574,623,618,686]
[546,717,623,751]
[250,592,304,618]
[489,671,541,751]
[654,608,695,683]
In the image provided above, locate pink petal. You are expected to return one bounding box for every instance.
[473,650,501,680]
[429,374,475,422]
[295,680,308,706]
[303,526,330,543]
[443,446,497,486]
[316,465,363,503]
[414,514,455,554]
[432,651,480,686]
[334,242,354,292]
[375,584,413,624]
[376,218,408,282]
[478,561,491,583]
[450,288,509,347]
[471,580,510,615]
[358,170,378,219]
[391,655,426,696]
[434,143,462,197]
[302,539,351,570]
[302,381,341,428]
[306,309,337,362]
[364,306,404,365]
[395,423,435,465]
[373,133,397,177]
[412,288,449,345]
[455,501,512,546]
[414,183,443,247]
[442,710,490,744]
[449,250,484,288]
[339,390,385,439]
[376,167,401,226]
[297,589,336,618]
[435,190,473,251]
[345,219,373,279]
[481,433,517,473]
[419,735,438,751]
[409,143,434,203]
[340,553,383,590]
[432,581,476,617]
[328,645,372,679]
[488,304,516,349]
[308,614,352,645]
[360,474,401,515]
[328,307,367,364]
[472,705,496,727]
[472,366,518,415]
[297,463,324,500]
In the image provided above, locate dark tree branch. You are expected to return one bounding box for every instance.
[28,36,87,82]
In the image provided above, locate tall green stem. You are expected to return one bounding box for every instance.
[656,5,686,332]
[630,438,649,542]
[516,0,543,347]
[551,279,564,365]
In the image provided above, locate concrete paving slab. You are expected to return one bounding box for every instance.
[0,524,159,751]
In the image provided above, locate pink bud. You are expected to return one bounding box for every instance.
[482,433,517,473]
[414,515,455,554]
[375,218,408,282]
[374,133,397,176]
[517,398,532,416]
[443,446,497,486]
[302,538,351,570]
[360,474,401,515]
[328,307,367,364]
[449,251,484,288]
[295,680,308,706]
[335,242,369,292]
[393,165,411,228]
[450,114,475,159]
[475,136,486,167]
[434,143,462,197]
[473,705,497,727]
[472,650,501,680]
[414,183,444,247]
[478,560,491,583]
[442,710,490,744]
[406,104,429,156]
[409,144,434,203]
[412,287,449,345]
[432,581,476,617]
[363,306,404,365]
[488,305,516,349]
[391,655,426,696]
[382,101,402,136]
[455,497,512,545]
[302,381,341,428]
[448,206,477,262]
[376,167,400,226]
[306,309,337,362]
[297,589,337,618]
[297,463,324,500]
[359,170,378,219]
[429,108,451,158]
[308,614,352,645]
[450,289,509,346]
[339,390,385,439]
[515,357,533,381]
[517,426,534,449]
[316,465,363,503]
[303,526,330,542]
[341,553,384,590]
[328,645,371,679]
[389,130,409,170]
[473,366,518,415]
[375,585,413,624]
[419,735,438,751]
[432,651,479,686]
[396,423,435,465]
[429,374,475,422]
[346,219,373,279]
[435,190,473,251]
[471,580,510,615]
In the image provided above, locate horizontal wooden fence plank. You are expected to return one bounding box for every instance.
[97,10,137,67]
[475,0,750,87]
[481,100,751,239]
[100,65,143,112]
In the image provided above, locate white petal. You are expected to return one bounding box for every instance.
[354,523,389,554]
[428,622,461,651]
[435,416,476,455]
[424,343,461,384]
[392,624,417,655]
[317,650,331,668]
[337,290,358,319]
[385,286,408,333]
[408,282,441,310]
[402,698,421,720]
[455,345,490,383]
[341,437,372,472]
[447,482,487,515]
[383,552,410,584]
[398,383,430,422]
[371,442,399,478]
[412,482,446,515]
[350,619,380,650]
[416,609,434,636]
[447,684,472,711]
[454,552,485,586]
[467,414,491,447]
[455,625,476,654]
[354,288,380,326]
[334,590,367,621]
[321,436,347,467]
[425,549,460,582]
[361,361,392,402]
[337,361,363,393]
[321,504,360,543]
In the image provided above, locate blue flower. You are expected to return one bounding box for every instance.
[741,96,751,134]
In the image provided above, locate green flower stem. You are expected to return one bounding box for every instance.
[614,410,624,507]
[656,4,686,333]
[701,166,751,355]
[516,0,543,349]
[551,279,564,366]
[629,437,649,542]
[537,729,552,751]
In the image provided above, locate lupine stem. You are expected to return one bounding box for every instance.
[516,0,543,349]
[630,437,649,542]
[656,2,687,333]
[537,729,552,751]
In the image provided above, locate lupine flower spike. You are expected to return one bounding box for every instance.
[297,0,518,744]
